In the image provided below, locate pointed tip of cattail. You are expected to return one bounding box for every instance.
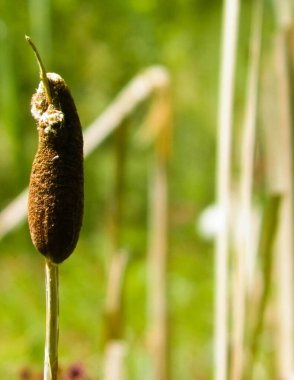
[25,35,53,104]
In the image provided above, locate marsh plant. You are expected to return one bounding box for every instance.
[26,36,84,380]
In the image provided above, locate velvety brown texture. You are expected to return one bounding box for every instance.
[28,73,84,264]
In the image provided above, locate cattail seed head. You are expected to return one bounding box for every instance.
[28,73,84,264]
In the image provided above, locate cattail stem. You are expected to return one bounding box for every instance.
[44,260,59,380]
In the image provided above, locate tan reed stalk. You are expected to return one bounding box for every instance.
[147,86,171,380]
[104,250,128,380]
[259,11,294,376]
[272,24,294,379]
[148,157,169,380]
[230,1,263,379]
[108,120,129,256]
[214,0,240,379]
[104,120,129,380]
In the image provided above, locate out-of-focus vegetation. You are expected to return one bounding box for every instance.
[0,0,280,379]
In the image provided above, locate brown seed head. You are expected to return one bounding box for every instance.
[28,73,84,264]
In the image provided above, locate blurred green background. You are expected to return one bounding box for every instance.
[0,0,268,379]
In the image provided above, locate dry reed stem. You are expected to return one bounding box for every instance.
[230,1,263,379]
[107,119,129,256]
[214,0,240,379]
[146,85,171,380]
[104,250,128,380]
[104,341,126,380]
[103,119,129,380]
[84,66,170,156]
[147,159,168,380]
[105,250,129,340]
[272,30,294,379]
[260,22,294,378]
[274,0,293,29]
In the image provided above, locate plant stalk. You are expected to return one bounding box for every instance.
[148,159,169,380]
[230,1,263,379]
[246,195,281,379]
[214,0,240,379]
[44,259,59,380]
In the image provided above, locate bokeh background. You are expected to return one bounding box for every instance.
[0,1,277,379]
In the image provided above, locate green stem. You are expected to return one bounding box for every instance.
[246,194,281,379]
[25,35,53,104]
[44,260,59,380]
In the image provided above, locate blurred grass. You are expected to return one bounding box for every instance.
[0,0,261,378]
[0,225,213,379]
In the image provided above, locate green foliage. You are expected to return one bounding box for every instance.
[0,0,253,378]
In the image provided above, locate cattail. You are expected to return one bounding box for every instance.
[26,36,83,380]
[27,36,83,264]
